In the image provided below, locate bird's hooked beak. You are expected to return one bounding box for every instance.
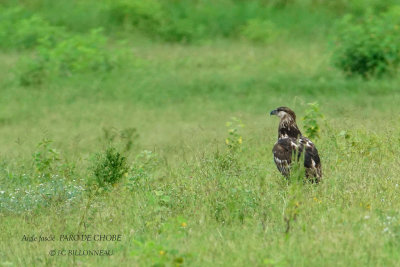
[270,109,277,116]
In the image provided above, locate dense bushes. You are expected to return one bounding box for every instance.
[0,7,61,50]
[0,6,128,85]
[3,0,400,81]
[18,29,119,85]
[333,8,400,78]
[5,0,394,47]
[0,0,286,43]
[105,0,267,42]
[3,0,400,44]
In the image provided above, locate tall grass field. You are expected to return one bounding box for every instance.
[1,0,400,266]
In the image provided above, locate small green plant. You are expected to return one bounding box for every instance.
[0,7,29,49]
[11,15,66,50]
[302,102,323,140]
[240,19,279,44]
[225,117,244,152]
[81,147,128,231]
[333,9,400,77]
[92,147,128,189]
[32,139,60,178]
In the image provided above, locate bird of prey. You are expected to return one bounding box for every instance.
[270,107,322,182]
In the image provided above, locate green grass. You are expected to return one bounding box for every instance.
[1,2,400,266]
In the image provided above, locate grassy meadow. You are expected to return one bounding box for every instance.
[1,1,400,266]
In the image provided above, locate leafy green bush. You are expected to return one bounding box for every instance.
[0,7,121,85]
[0,7,29,49]
[1,0,337,44]
[18,29,119,85]
[92,147,128,188]
[240,19,279,43]
[332,9,400,77]
[12,15,65,49]
[0,7,66,50]
[39,29,113,74]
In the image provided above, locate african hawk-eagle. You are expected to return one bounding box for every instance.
[270,107,322,182]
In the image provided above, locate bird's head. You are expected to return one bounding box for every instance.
[270,107,296,121]
[270,107,301,139]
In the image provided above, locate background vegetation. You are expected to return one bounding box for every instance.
[1,0,400,266]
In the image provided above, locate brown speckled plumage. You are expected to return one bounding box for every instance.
[270,107,322,182]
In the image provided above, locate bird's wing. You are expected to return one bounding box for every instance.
[272,138,298,177]
[299,137,322,181]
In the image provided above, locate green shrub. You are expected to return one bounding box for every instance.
[240,18,279,43]
[0,7,29,49]
[39,28,113,74]
[0,7,120,85]
[12,15,65,49]
[332,9,400,77]
[32,139,60,178]
[18,28,119,85]
[0,7,66,50]
[92,147,128,188]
